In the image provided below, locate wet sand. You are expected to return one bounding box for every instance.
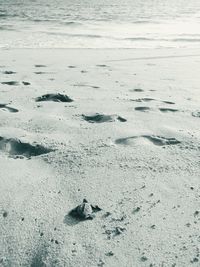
[0,48,200,266]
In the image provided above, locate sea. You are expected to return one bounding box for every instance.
[0,0,200,48]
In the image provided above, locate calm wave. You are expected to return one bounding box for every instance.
[0,0,200,48]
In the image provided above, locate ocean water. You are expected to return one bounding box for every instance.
[0,0,200,48]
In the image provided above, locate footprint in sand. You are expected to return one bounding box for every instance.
[22,81,31,86]
[133,89,144,92]
[34,64,47,68]
[132,98,155,103]
[192,111,200,118]
[0,137,54,158]
[142,135,181,146]
[0,104,18,113]
[132,98,175,105]
[82,113,127,123]
[159,108,178,113]
[2,71,16,75]
[34,71,47,74]
[115,135,181,146]
[1,81,19,86]
[35,93,73,103]
[129,88,144,93]
[96,64,108,67]
[135,107,151,112]
[162,101,175,105]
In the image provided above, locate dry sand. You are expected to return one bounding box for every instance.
[0,48,200,267]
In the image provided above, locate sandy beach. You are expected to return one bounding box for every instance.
[0,48,200,266]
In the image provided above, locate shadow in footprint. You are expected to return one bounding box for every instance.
[34,65,46,68]
[22,81,31,86]
[159,108,178,113]
[115,136,137,145]
[192,111,200,118]
[132,98,154,102]
[115,135,181,146]
[2,71,16,74]
[82,113,127,123]
[96,64,107,67]
[0,104,18,113]
[135,107,150,112]
[34,72,46,74]
[35,94,73,103]
[0,137,54,158]
[142,135,181,146]
[1,81,19,86]
[132,89,144,92]
[162,101,175,105]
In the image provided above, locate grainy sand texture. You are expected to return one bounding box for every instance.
[0,48,200,267]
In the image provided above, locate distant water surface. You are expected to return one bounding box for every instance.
[0,0,200,48]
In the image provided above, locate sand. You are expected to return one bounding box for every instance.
[0,48,200,267]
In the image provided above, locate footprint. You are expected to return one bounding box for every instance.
[133,89,144,92]
[82,113,127,123]
[132,98,155,103]
[142,135,181,146]
[0,137,54,158]
[115,136,137,145]
[1,81,19,86]
[162,101,175,105]
[22,81,31,86]
[2,71,16,74]
[192,111,200,118]
[34,64,46,68]
[135,107,150,112]
[115,135,181,146]
[34,72,46,74]
[35,93,73,103]
[159,108,178,113]
[132,98,175,105]
[96,64,107,67]
[0,104,18,113]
